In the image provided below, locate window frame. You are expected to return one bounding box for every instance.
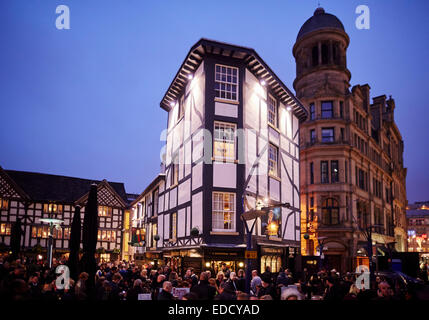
[321,101,334,119]
[321,127,335,143]
[309,103,315,120]
[267,94,278,128]
[331,160,339,183]
[268,144,279,178]
[213,121,236,162]
[322,198,340,225]
[212,192,236,232]
[214,64,239,102]
[321,161,329,184]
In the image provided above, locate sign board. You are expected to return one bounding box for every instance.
[138,293,152,300]
[245,250,258,259]
[172,287,190,300]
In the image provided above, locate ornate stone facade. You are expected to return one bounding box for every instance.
[294,8,408,272]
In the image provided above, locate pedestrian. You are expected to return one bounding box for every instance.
[158,281,174,300]
[190,272,216,300]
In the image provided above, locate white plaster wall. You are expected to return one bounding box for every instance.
[192,161,203,190]
[215,102,238,118]
[178,178,191,205]
[191,192,203,234]
[213,163,236,188]
[178,208,186,238]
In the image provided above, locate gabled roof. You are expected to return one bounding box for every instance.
[130,174,165,206]
[160,38,308,122]
[3,169,128,205]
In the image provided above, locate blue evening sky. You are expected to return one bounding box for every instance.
[1,0,428,202]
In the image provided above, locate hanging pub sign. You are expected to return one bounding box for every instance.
[261,207,282,237]
[131,227,146,246]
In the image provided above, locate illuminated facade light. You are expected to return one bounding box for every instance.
[187,74,193,80]
[260,79,266,86]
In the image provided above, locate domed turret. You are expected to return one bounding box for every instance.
[297,7,345,41]
[293,8,350,100]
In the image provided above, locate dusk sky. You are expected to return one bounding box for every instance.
[1,0,428,202]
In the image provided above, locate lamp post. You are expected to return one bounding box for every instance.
[316,236,328,271]
[241,197,290,294]
[39,218,64,269]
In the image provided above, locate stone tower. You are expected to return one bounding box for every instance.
[294,8,408,273]
[293,7,350,102]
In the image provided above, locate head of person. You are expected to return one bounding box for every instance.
[133,279,143,288]
[199,271,209,282]
[251,270,258,278]
[79,272,89,281]
[185,269,192,277]
[281,287,302,300]
[205,270,211,278]
[216,271,224,281]
[208,278,217,287]
[260,294,273,300]
[162,281,172,293]
[349,284,360,296]
[229,272,237,281]
[261,275,271,287]
[238,269,245,278]
[378,281,392,298]
[112,273,123,284]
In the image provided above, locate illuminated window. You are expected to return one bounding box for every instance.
[98,206,112,217]
[0,223,11,235]
[32,226,49,239]
[97,229,116,242]
[268,144,278,177]
[43,204,62,214]
[215,64,238,101]
[152,224,158,248]
[267,95,277,128]
[212,192,235,231]
[0,198,9,210]
[214,121,236,162]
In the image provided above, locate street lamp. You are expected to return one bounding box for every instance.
[316,236,328,271]
[39,218,64,269]
[241,198,290,294]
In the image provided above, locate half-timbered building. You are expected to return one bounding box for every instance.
[0,167,129,261]
[132,39,307,274]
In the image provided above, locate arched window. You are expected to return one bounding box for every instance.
[312,46,319,67]
[321,44,329,64]
[322,198,339,225]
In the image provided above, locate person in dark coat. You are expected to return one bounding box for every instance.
[158,281,174,300]
[257,274,276,299]
[323,276,343,301]
[190,272,216,300]
[214,282,236,300]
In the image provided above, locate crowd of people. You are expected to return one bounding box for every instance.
[0,253,426,301]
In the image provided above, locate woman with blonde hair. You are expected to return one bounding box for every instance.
[343,284,360,300]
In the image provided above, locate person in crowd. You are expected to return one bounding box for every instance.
[257,274,276,299]
[215,271,225,289]
[190,271,216,300]
[236,269,246,292]
[280,286,303,300]
[250,270,262,296]
[323,276,342,301]
[343,284,360,301]
[214,282,236,300]
[158,281,174,300]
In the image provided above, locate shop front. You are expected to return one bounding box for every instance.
[162,248,203,275]
[202,247,245,275]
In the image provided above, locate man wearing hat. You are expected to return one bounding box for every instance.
[257,273,277,299]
